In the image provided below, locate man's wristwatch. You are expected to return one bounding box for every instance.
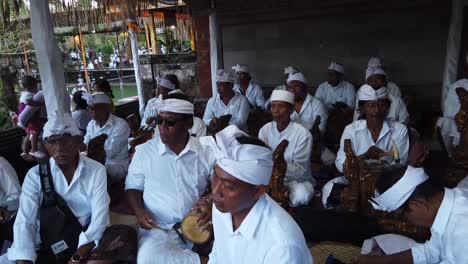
[71,254,84,263]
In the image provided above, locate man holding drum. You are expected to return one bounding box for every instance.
[204,125,312,264]
[125,95,215,264]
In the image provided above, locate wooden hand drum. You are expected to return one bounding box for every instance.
[181,211,212,245]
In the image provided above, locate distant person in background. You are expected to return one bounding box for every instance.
[140,77,177,127]
[72,91,92,135]
[366,57,402,98]
[264,66,300,109]
[18,75,46,160]
[84,93,131,182]
[232,64,265,109]
[315,62,355,110]
[93,78,115,113]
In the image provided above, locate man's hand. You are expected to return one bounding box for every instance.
[193,197,213,232]
[146,116,157,125]
[134,207,156,230]
[67,241,96,264]
[0,207,12,224]
[362,146,384,160]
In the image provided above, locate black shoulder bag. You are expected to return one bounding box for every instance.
[38,161,87,263]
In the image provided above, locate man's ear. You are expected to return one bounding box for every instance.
[183,117,193,131]
[408,197,429,211]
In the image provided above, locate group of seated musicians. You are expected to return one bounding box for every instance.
[1,54,468,264]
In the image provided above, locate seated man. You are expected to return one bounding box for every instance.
[203,70,250,132]
[84,93,131,182]
[152,93,207,138]
[205,125,312,264]
[367,57,402,98]
[264,66,300,109]
[353,67,409,125]
[1,112,135,264]
[315,62,356,110]
[258,90,315,207]
[358,165,468,264]
[125,97,215,264]
[0,157,21,251]
[336,85,409,173]
[140,77,176,127]
[71,91,92,135]
[287,72,328,134]
[232,64,265,109]
[438,54,468,156]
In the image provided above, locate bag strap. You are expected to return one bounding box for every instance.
[39,160,86,232]
[39,161,57,207]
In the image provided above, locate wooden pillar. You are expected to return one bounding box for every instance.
[144,22,151,52]
[79,30,91,92]
[23,49,30,74]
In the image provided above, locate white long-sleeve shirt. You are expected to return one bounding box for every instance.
[354,89,410,125]
[315,81,356,109]
[203,93,251,131]
[438,78,468,144]
[335,119,409,172]
[291,94,328,133]
[411,187,468,264]
[258,121,314,184]
[0,157,21,212]
[208,194,313,264]
[84,114,130,169]
[6,155,110,262]
[125,136,215,229]
[233,82,265,109]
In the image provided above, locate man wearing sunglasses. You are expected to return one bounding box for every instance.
[125,96,215,264]
[84,93,131,182]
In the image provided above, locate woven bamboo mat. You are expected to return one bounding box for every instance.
[309,241,361,264]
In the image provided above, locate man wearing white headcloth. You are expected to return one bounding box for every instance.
[286,72,328,133]
[151,93,207,138]
[232,64,265,109]
[258,90,315,207]
[125,96,216,264]
[84,93,131,182]
[205,125,312,264]
[0,157,21,251]
[358,163,468,264]
[315,62,356,110]
[367,57,402,98]
[336,84,409,172]
[264,66,300,109]
[203,70,250,132]
[1,112,136,264]
[437,54,468,156]
[141,77,177,127]
[353,67,409,125]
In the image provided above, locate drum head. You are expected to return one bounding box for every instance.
[181,214,212,244]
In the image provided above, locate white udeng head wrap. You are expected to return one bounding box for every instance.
[358,85,388,101]
[368,57,383,68]
[158,78,176,90]
[158,98,194,115]
[232,64,249,74]
[365,66,387,80]
[270,90,295,105]
[284,66,299,75]
[370,166,429,212]
[43,111,81,139]
[287,72,307,84]
[216,70,235,83]
[203,125,273,186]
[328,62,345,74]
[90,92,111,105]
[321,176,349,209]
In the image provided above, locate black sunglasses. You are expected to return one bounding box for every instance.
[155,116,182,127]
